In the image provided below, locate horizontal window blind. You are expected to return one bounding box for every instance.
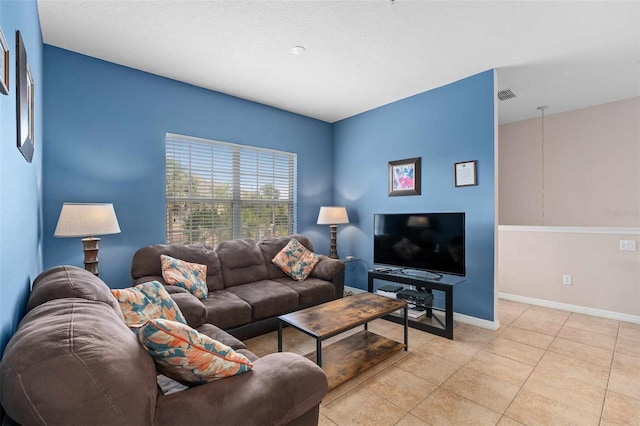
[166,133,297,245]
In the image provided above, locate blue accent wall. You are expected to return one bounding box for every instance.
[333,70,496,321]
[0,43,494,362]
[43,46,334,289]
[0,0,43,356]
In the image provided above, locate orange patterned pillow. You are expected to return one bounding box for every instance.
[161,255,208,300]
[111,281,187,326]
[272,238,320,281]
[134,319,253,385]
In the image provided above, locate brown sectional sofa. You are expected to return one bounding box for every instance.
[0,265,329,426]
[130,235,345,340]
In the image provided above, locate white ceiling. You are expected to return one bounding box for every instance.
[37,0,640,124]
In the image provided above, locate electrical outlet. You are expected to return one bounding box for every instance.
[563,275,572,285]
[620,240,636,251]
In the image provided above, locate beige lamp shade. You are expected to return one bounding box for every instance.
[54,203,121,237]
[317,206,349,225]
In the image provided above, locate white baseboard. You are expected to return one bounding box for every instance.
[346,286,500,331]
[454,313,500,331]
[499,292,640,325]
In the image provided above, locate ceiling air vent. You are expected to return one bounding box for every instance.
[497,88,517,101]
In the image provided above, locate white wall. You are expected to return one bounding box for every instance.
[499,227,639,319]
[498,98,640,321]
[499,97,639,227]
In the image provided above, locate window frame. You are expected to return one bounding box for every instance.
[165,133,297,245]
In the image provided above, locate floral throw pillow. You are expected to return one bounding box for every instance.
[161,255,208,300]
[272,238,320,281]
[111,280,187,327]
[134,318,253,385]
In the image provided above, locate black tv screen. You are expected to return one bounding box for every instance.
[373,212,465,276]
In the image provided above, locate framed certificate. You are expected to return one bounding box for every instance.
[454,160,477,187]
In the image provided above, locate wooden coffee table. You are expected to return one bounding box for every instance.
[278,292,408,390]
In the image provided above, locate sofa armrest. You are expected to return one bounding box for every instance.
[310,256,345,298]
[310,256,344,280]
[162,285,190,295]
[133,275,166,286]
[154,353,328,426]
[170,292,207,328]
[133,276,190,295]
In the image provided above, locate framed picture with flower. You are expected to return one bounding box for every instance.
[388,157,421,197]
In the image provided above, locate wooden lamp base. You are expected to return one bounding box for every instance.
[328,224,339,259]
[81,236,100,276]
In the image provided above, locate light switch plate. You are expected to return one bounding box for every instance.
[620,240,636,251]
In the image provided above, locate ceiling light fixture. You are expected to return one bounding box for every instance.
[291,46,306,55]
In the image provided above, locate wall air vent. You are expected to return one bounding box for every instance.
[497,88,517,101]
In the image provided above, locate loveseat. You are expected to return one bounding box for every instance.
[130,235,345,340]
[0,265,328,426]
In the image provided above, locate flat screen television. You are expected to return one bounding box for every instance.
[373,212,465,276]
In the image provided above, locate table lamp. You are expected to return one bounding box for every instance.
[317,206,349,259]
[54,203,121,276]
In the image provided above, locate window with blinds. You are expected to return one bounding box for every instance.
[166,133,297,245]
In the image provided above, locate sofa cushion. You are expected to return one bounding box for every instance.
[161,255,208,300]
[196,323,247,351]
[169,292,208,329]
[0,299,158,426]
[272,238,320,281]
[135,319,253,385]
[259,234,315,279]
[227,281,299,320]
[131,244,224,291]
[26,265,123,317]
[216,238,268,288]
[274,277,337,305]
[201,291,253,330]
[111,281,187,326]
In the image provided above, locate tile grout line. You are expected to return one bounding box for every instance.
[599,321,621,423]
[428,300,532,425]
[407,323,516,424]
[506,309,612,424]
[497,302,549,424]
[495,302,591,424]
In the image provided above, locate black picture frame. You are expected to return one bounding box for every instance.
[388,157,421,196]
[16,31,34,163]
[0,27,8,95]
[454,160,477,187]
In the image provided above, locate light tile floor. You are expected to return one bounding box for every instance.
[245,299,640,426]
